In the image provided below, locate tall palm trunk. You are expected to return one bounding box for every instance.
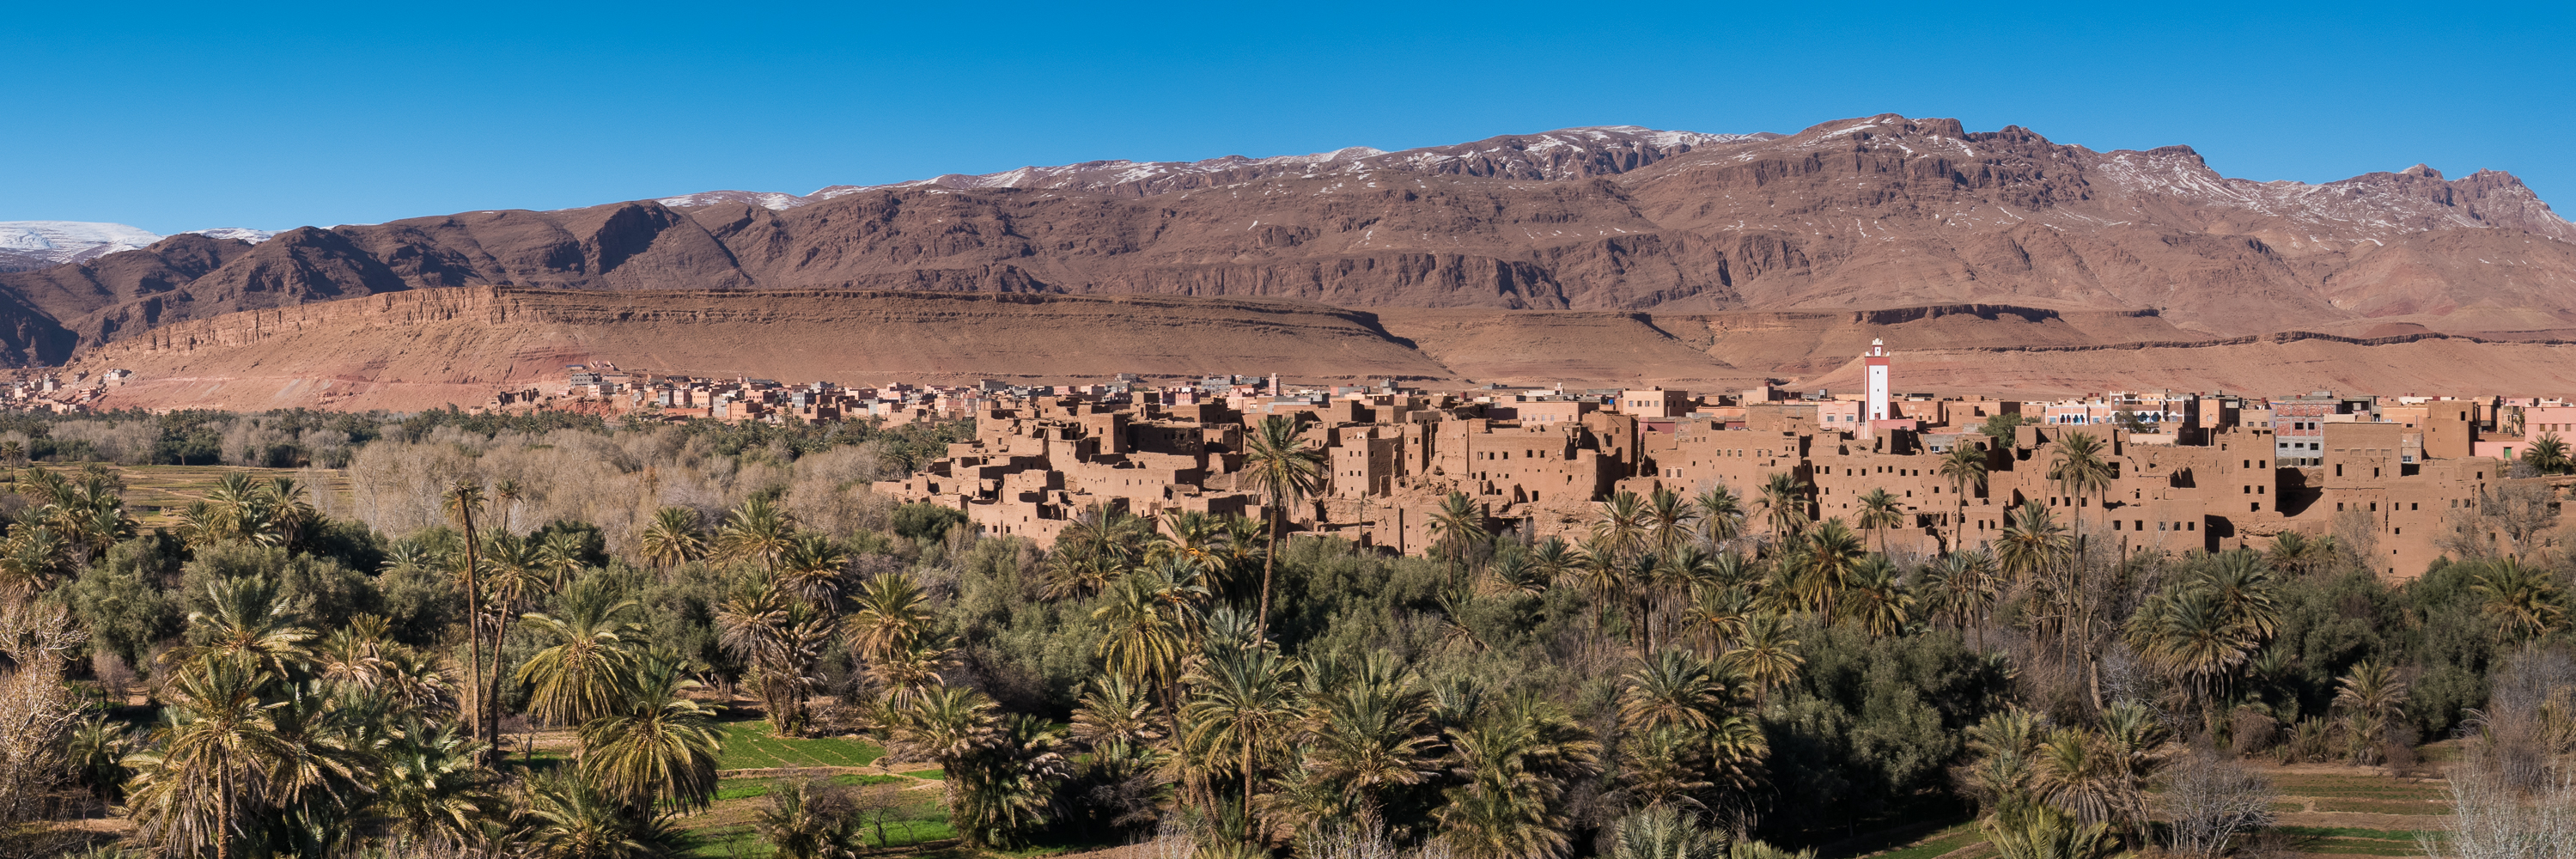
[486,608,509,753]
[216,755,233,859]
[1955,497,1968,555]
[1165,678,1193,809]
[1240,727,1256,827]
[460,505,485,751]
[2087,489,2107,708]
[1258,497,1281,640]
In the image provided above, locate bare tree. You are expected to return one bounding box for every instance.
[2438,482,2561,561]
[2161,746,2277,857]
[0,600,87,826]
[2417,745,2576,859]
[2333,508,2381,574]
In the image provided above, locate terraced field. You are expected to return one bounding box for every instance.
[1857,764,2450,859]
[715,720,887,771]
[27,463,357,527]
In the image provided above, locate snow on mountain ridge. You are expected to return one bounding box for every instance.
[661,125,1749,210]
[0,222,278,272]
[183,228,279,243]
[2092,148,2576,242]
[0,221,162,253]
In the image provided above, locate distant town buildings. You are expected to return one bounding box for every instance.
[23,344,2576,581]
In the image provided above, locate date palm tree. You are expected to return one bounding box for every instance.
[1684,584,1756,658]
[1069,675,1164,750]
[716,581,836,736]
[1093,570,1190,742]
[887,683,999,765]
[177,574,316,680]
[1593,490,1653,562]
[1434,697,1601,859]
[1240,415,1325,638]
[752,776,863,859]
[1618,650,1733,734]
[1184,643,1301,825]
[1982,805,2116,859]
[123,655,289,859]
[1724,612,1804,704]
[1528,536,1580,584]
[375,716,491,847]
[2332,660,2409,764]
[2263,532,2325,577]
[443,480,489,746]
[1756,472,1811,548]
[776,533,851,609]
[517,582,646,731]
[845,571,935,667]
[2046,431,2115,549]
[1644,485,1698,557]
[1856,488,1905,555]
[637,506,705,570]
[0,525,71,600]
[1923,549,2000,651]
[2521,431,2573,476]
[536,528,592,586]
[1613,728,1716,815]
[67,714,136,804]
[479,529,548,740]
[954,715,1072,849]
[578,649,724,813]
[1300,655,1439,818]
[2469,557,2568,640]
[868,636,959,711]
[1787,519,1867,618]
[1995,501,2068,586]
[1841,554,1913,637]
[2097,700,2169,838]
[1209,513,1269,602]
[1939,444,1989,551]
[1041,551,1122,603]
[1487,544,1550,596]
[2031,728,2133,830]
[2124,585,2258,721]
[1561,534,1627,636]
[1694,484,1745,549]
[2201,548,2284,638]
[1431,490,1488,585]
[491,478,525,534]
[716,496,798,572]
[522,771,681,859]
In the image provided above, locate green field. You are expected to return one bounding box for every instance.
[715,773,908,801]
[715,720,886,771]
[2275,826,2435,857]
[679,802,955,857]
[1861,823,1979,859]
[28,463,358,527]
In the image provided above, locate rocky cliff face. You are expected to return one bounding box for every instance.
[5,115,2571,368]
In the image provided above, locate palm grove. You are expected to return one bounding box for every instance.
[0,410,2570,859]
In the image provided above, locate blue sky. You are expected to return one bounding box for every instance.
[4,1,2569,235]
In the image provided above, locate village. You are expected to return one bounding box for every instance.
[538,344,2576,581]
[15,342,2573,582]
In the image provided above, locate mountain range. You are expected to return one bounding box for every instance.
[7,114,2575,408]
[0,222,276,274]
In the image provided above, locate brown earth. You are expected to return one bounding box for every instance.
[64,289,2576,412]
[64,289,1467,411]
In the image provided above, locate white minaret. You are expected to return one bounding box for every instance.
[1865,338,1891,423]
